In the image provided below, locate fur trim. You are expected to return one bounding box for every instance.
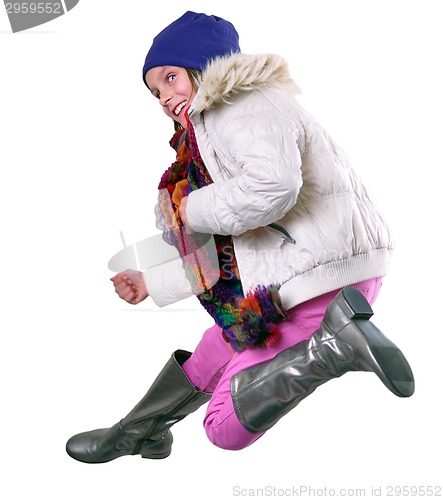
[191,53,301,113]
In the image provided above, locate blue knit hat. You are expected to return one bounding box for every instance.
[142,11,240,87]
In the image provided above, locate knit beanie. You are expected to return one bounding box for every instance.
[142,11,240,87]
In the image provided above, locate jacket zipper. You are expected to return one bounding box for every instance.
[267,223,296,244]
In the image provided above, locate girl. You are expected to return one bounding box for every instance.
[66,11,414,463]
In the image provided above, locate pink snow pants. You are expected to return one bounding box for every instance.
[182,278,382,450]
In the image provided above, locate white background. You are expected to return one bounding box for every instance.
[1,1,442,498]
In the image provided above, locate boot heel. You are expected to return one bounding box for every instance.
[139,430,173,460]
[141,450,171,460]
[341,286,374,320]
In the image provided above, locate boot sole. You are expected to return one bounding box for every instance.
[141,450,172,459]
[338,287,415,398]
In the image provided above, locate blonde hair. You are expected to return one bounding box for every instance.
[173,68,202,131]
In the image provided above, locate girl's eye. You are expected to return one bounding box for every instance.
[167,74,176,83]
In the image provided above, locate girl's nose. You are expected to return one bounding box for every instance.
[160,94,171,107]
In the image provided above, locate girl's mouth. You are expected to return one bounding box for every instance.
[174,101,187,116]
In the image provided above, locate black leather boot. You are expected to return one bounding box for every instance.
[231,286,415,434]
[66,350,210,463]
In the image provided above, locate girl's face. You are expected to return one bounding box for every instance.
[145,66,196,129]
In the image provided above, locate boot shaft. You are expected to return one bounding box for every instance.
[122,350,211,439]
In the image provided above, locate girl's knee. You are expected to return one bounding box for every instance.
[203,414,263,451]
[205,427,251,451]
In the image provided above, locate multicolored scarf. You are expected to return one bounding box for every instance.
[156,120,288,351]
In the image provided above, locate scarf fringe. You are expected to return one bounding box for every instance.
[220,285,288,352]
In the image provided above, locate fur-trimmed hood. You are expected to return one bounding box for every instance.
[191,53,301,114]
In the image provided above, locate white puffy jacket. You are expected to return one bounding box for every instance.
[144,53,393,310]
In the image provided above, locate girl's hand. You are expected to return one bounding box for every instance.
[179,196,193,232]
[110,270,148,305]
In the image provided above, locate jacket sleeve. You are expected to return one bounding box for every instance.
[186,103,303,236]
[142,259,194,307]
